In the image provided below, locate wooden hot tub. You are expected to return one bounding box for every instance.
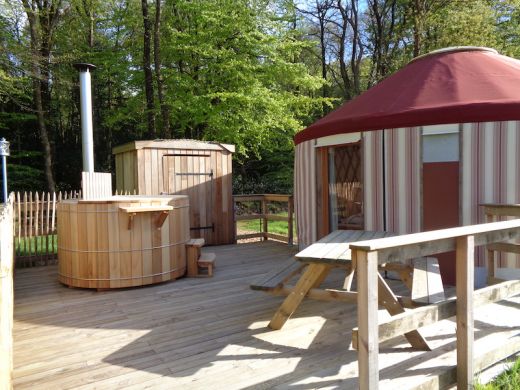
[57,195,189,289]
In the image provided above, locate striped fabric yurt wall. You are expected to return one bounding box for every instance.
[294,139,317,248]
[461,121,520,269]
[295,128,422,249]
[363,128,421,234]
[362,131,384,231]
[384,128,422,234]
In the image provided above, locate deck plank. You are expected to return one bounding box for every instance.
[12,241,520,389]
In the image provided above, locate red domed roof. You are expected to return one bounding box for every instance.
[295,47,520,145]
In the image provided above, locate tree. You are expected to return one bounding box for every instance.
[330,0,363,98]
[157,0,327,161]
[20,0,63,192]
[141,0,156,138]
[154,0,170,138]
[365,0,402,86]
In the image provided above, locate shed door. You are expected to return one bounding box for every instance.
[162,154,214,244]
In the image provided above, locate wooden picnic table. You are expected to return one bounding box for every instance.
[265,230,436,351]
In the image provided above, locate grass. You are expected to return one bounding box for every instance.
[237,212,296,237]
[476,357,520,389]
[15,234,57,256]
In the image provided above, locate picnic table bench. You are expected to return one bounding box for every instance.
[251,230,445,351]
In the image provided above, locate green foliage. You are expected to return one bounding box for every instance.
[233,145,294,194]
[155,0,328,161]
[15,235,57,257]
[238,216,295,237]
[0,150,46,192]
[423,0,500,52]
[475,357,520,389]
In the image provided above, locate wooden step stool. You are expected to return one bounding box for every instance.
[186,238,216,277]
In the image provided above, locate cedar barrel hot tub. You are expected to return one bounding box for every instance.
[57,195,189,289]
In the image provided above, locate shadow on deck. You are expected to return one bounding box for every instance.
[12,241,520,389]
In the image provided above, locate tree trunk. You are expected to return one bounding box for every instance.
[413,0,422,57]
[312,1,331,97]
[349,0,361,96]
[22,0,56,192]
[83,0,95,48]
[141,0,156,138]
[154,0,170,138]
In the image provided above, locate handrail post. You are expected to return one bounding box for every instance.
[0,195,14,389]
[484,211,495,283]
[233,196,237,244]
[456,235,474,389]
[262,197,268,241]
[356,248,379,389]
[288,196,294,246]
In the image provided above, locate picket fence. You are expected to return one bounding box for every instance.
[13,191,80,267]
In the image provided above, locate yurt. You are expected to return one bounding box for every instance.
[293,47,520,285]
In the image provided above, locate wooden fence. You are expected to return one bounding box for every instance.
[233,194,294,245]
[482,203,520,282]
[13,191,81,267]
[350,220,520,389]
[0,196,14,389]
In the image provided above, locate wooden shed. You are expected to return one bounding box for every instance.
[294,47,520,285]
[113,139,235,245]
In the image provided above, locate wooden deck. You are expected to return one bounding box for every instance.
[13,241,520,389]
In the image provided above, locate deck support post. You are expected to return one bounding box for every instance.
[456,235,474,389]
[262,199,268,241]
[356,249,379,390]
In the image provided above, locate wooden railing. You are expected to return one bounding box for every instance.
[233,194,294,245]
[349,220,520,389]
[0,196,14,389]
[482,203,520,284]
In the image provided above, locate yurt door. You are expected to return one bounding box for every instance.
[162,153,215,244]
[422,126,460,285]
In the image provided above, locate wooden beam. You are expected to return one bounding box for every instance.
[485,213,496,281]
[409,335,520,390]
[265,215,289,222]
[377,274,430,351]
[268,263,330,330]
[262,199,268,242]
[269,286,359,303]
[0,200,13,390]
[127,212,136,230]
[263,194,291,202]
[481,204,520,217]
[233,195,264,202]
[235,233,265,240]
[349,220,520,263]
[288,196,294,246]
[356,249,379,390]
[487,242,520,254]
[154,211,169,229]
[456,235,474,389]
[235,214,265,221]
[352,279,520,348]
[266,233,290,242]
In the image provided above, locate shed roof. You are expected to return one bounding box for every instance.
[295,47,520,145]
[113,139,235,154]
